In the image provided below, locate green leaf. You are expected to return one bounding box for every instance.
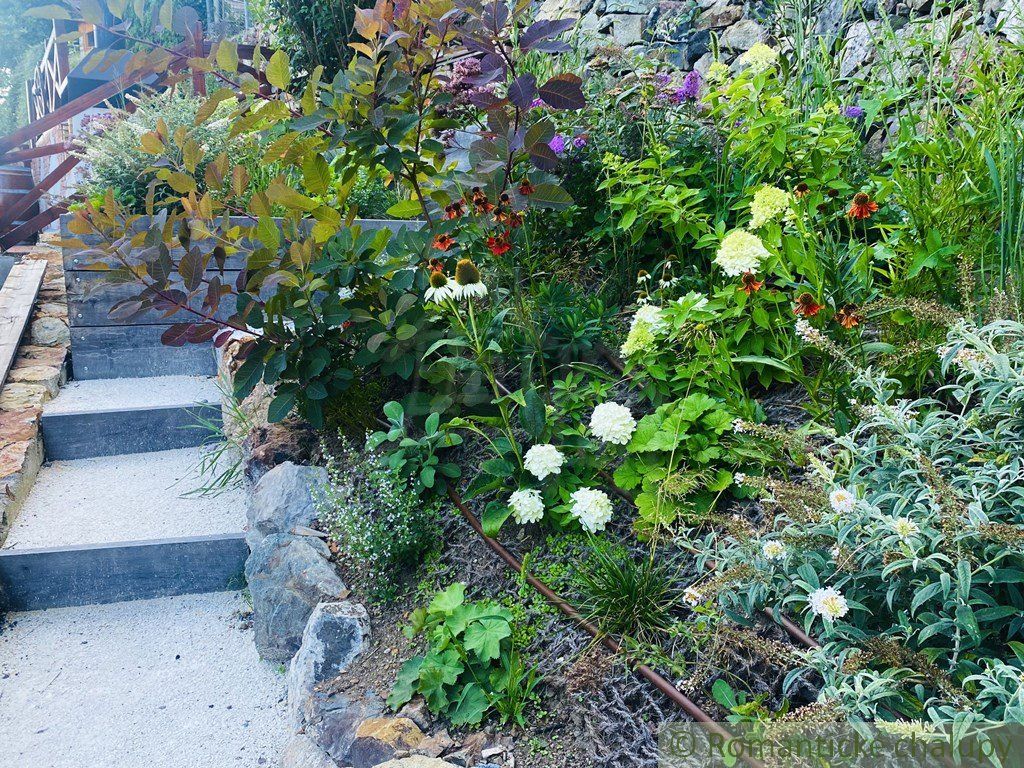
[448,682,489,726]
[386,656,423,709]
[267,391,296,423]
[417,650,463,711]
[302,154,332,196]
[527,183,573,209]
[481,458,516,477]
[481,500,514,537]
[463,616,511,663]
[386,200,423,219]
[519,388,546,441]
[266,50,291,90]
[216,40,239,72]
[428,583,465,615]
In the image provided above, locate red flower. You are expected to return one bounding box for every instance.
[835,304,863,329]
[444,200,464,220]
[428,257,445,272]
[794,292,823,317]
[519,178,535,196]
[793,182,810,198]
[739,272,763,295]
[471,187,494,214]
[847,192,879,220]
[432,233,456,251]
[486,231,512,256]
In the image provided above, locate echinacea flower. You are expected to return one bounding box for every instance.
[509,488,545,524]
[835,304,862,329]
[524,444,565,480]
[794,292,824,317]
[847,192,879,219]
[739,272,764,295]
[432,233,456,251]
[589,402,637,445]
[829,487,856,514]
[425,269,454,304]
[452,258,487,300]
[569,487,614,533]
[486,232,512,256]
[808,586,849,621]
[762,540,788,561]
[714,230,770,277]
[738,43,779,74]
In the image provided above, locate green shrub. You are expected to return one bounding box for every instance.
[316,437,442,601]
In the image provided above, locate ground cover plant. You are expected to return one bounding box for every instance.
[44,0,1024,762]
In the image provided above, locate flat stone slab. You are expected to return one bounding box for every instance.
[4,447,245,549]
[0,591,289,768]
[45,375,220,415]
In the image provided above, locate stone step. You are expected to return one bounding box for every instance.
[41,375,222,459]
[0,591,288,767]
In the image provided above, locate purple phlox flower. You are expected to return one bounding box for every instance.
[842,104,865,119]
[530,97,544,108]
[549,134,567,155]
[572,135,588,149]
[677,70,702,101]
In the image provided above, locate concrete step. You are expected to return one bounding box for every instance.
[0,447,248,610]
[0,592,288,767]
[42,375,222,460]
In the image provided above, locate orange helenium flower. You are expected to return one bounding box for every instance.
[486,232,512,256]
[793,182,810,198]
[835,304,863,329]
[794,292,824,317]
[432,233,456,251]
[444,200,464,220]
[739,272,764,295]
[519,179,535,196]
[847,192,879,219]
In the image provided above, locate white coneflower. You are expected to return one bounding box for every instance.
[589,402,637,445]
[808,586,849,621]
[569,488,613,533]
[425,270,454,304]
[683,586,704,606]
[452,258,488,300]
[523,444,565,481]
[829,487,856,515]
[891,516,920,541]
[508,488,545,524]
[762,540,788,561]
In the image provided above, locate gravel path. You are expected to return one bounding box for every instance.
[4,447,245,549]
[0,592,288,768]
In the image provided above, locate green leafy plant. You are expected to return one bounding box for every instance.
[367,402,462,495]
[388,583,540,727]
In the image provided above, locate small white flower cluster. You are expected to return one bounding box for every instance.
[748,185,792,229]
[714,230,770,277]
[939,344,993,372]
[508,488,545,524]
[589,402,637,445]
[569,488,614,533]
[734,472,747,486]
[620,305,667,358]
[890,516,920,541]
[795,318,828,347]
[829,487,857,515]
[808,586,849,621]
[337,286,356,301]
[738,43,779,74]
[683,586,704,606]
[732,418,750,433]
[762,540,788,561]
[524,443,565,480]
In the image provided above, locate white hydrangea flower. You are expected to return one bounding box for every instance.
[621,305,668,357]
[714,230,770,277]
[829,487,856,515]
[762,540,787,561]
[748,185,791,229]
[523,444,565,481]
[706,61,731,84]
[337,286,356,301]
[508,489,545,525]
[569,488,614,533]
[891,516,920,540]
[683,586,704,606]
[808,586,849,621]
[738,43,779,74]
[634,304,668,334]
[589,402,637,445]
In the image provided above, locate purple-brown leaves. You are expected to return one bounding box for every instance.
[537,74,585,110]
[507,74,537,110]
[519,18,575,53]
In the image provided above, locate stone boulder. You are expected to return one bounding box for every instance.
[347,717,425,768]
[371,759,459,768]
[246,461,328,550]
[245,418,320,483]
[301,688,382,764]
[280,734,336,768]
[245,533,347,662]
[288,601,371,727]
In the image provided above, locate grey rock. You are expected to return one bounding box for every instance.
[840,21,879,77]
[687,28,712,61]
[999,0,1024,43]
[280,734,337,768]
[246,461,328,550]
[305,690,382,764]
[288,601,371,727]
[603,0,653,11]
[719,18,765,50]
[371,759,459,768]
[695,2,741,29]
[414,730,454,758]
[348,717,425,768]
[397,697,432,731]
[608,13,647,44]
[245,533,348,662]
[30,317,70,347]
